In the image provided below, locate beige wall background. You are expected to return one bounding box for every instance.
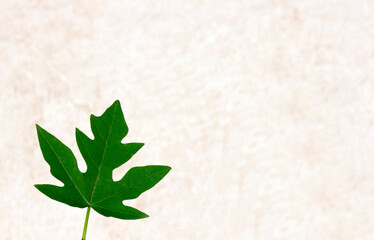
[0,0,373,239]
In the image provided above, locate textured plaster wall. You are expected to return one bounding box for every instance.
[0,0,374,239]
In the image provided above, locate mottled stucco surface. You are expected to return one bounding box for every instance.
[0,1,374,239]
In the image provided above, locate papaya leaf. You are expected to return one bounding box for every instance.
[35,100,171,227]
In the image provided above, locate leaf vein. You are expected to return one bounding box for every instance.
[91,168,168,205]
[40,131,89,205]
[89,103,118,204]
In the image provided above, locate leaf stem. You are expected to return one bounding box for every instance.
[82,206,91,240]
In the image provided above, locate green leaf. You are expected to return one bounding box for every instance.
[35,100,171,220]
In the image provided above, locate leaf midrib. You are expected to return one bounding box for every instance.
[88,103,118,205]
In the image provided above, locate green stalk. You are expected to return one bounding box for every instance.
[82,206,91,240]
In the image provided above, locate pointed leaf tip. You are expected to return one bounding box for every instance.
[108,100,121,109]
